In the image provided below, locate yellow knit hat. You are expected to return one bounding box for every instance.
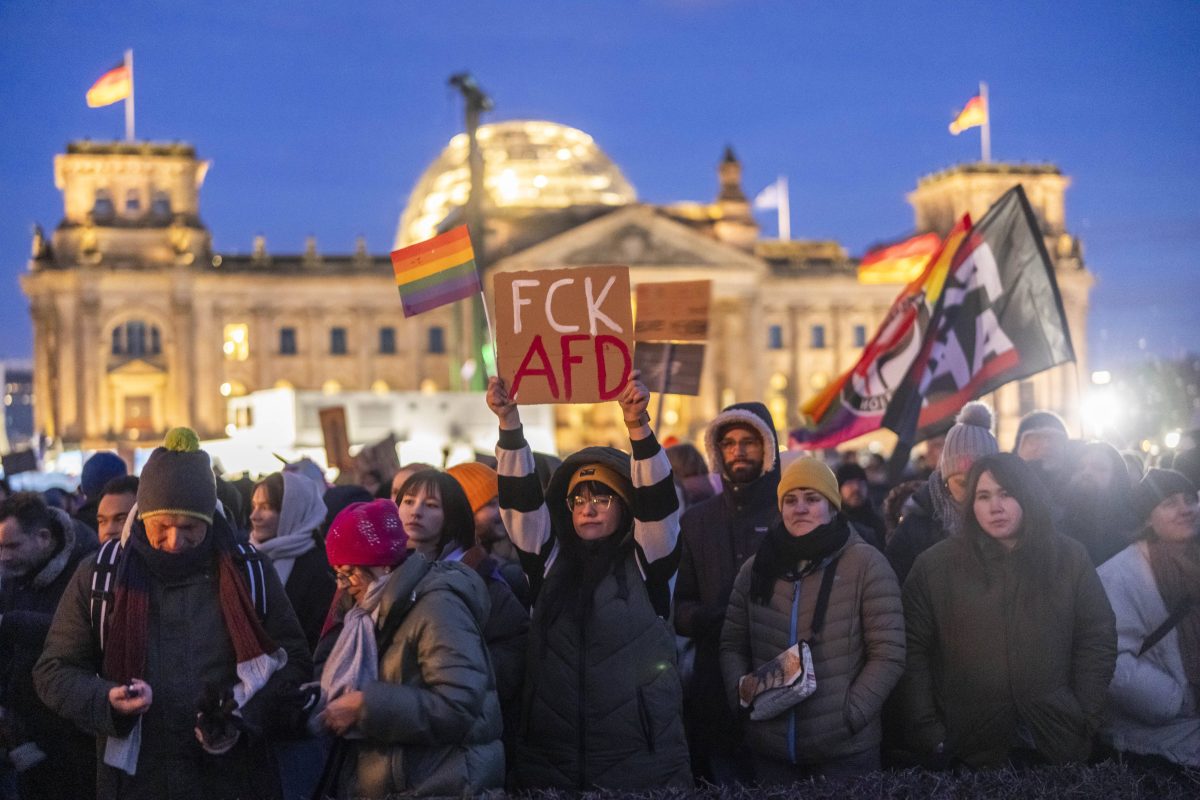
[446,462,499,513]
[567,463,633,508]
[777,457,841,511]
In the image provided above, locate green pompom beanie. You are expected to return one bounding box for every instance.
[137,427,217,525]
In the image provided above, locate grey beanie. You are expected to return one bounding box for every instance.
[137,427,216,525]
[939,401,999,477]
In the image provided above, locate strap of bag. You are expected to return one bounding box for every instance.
[89,538,269,654]
[809,555,840,638]
[1138,597,1195,657]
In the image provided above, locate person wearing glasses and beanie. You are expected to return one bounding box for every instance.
[311,499,503,798]
[485,371,691,791]
[720,457,905,781]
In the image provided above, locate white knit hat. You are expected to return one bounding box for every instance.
[938,401,999,477]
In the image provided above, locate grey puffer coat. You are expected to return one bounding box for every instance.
[332,554,504,798]
[720,528,905,765]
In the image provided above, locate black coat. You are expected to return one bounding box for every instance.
[673,402,780,773]
[884,482,944,585]
[0,521,97,800]
[280,539,336,653]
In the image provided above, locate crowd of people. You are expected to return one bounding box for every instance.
[0,374,1197,799]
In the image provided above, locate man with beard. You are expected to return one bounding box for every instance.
[673,402,780,782]
[1060,441,1138,566]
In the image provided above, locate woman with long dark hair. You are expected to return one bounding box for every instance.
[900,452,1116,767]
[395,467,529,769]
[1097,468,1200,767]
[485,371,691,790]
[720,457,905,780]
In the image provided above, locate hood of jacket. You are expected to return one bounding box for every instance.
[377,552,491,632]
[543,445,635,546]
[703,402,781,506]
[27,507,88,591]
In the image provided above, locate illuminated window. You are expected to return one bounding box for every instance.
[768,325,784,350]
[330,327,348,355]
[219,380,247,398]
[223,324,249,361]
[420,378,439,394]
[811,325,826,349]
[853,325,867,348]
[371,379,390,394]
[322,380,342,395]
[279,327,297,355]
[379,327,396,355]
[427,327,445,354]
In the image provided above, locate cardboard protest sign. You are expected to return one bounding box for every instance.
[634,342,705,396]
[318,407,351,470]
[494,266,634,404]
[634,280,711,342]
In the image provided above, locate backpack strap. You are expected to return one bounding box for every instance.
[233,541,269,619]
[1138,597,1195,657]
[89,539,124,652]
[808,556,840,638]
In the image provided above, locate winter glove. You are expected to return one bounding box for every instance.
[194,684,242,755]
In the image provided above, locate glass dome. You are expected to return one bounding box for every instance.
[395,120,637,247]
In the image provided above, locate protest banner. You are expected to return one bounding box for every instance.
[318,406,351,470]
[634,279,711,341]
[634,342,706,396]
[494,266,634,404]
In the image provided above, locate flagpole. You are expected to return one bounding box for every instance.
[124,49,135,142]
[778,176,791,241]
[478,288,498,380]
[979,81,990,163]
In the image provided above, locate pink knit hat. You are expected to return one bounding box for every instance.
[326,499,409,567]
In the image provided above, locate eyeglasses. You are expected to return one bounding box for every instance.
[333,567,365,587]
[566,495,615,512]
[719,437,761,453]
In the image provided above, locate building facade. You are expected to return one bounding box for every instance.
[20,125,1092,455]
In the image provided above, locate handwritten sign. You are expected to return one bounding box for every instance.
[494,266,634,404]
[318,407,351,471]
[634,342,706,396]
[634,280,711,342]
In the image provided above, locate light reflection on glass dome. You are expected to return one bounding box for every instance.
[395,120,637,247]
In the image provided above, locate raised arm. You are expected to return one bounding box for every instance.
[487,376,551,560]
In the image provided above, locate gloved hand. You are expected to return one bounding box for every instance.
[194,684,242,755]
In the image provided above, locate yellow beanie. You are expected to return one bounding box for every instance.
[446,462,499,513]
[777,457,841,511]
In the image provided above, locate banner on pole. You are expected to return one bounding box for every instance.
[634,342,705,396]
[494,266,634,404]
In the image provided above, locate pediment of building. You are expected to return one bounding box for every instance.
[489,205,767,276]
[107,357,167,376]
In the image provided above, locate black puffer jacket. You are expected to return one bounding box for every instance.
[497,429,691,790]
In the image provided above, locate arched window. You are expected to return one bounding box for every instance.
[92,189,115,221]
[125,189,141,214]
[150,191,171,219]
[112,320,163,359]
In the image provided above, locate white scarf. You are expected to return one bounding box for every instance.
[309,572,391,738]
[256,473,327,584]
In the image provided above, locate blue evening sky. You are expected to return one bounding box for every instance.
[1,1,1197,368]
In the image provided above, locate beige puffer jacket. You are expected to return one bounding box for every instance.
[720,527,905,764]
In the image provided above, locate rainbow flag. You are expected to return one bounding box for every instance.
[390,225,481,318]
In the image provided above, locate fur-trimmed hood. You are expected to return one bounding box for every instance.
[29,508,86,591]
[703,402,779,483]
